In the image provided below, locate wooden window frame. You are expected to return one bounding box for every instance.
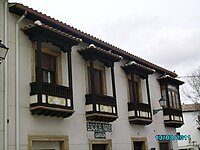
[131,137,148,150]
[41,53,56,84]
[161,84,181,110]
[32,44,62,85]
[128,74,142,103]
[28,135,69,150]
[86,60,107,95]
[167,86,180,109]
[89,139,112,150]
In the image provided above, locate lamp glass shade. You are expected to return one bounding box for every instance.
[0,40,9,63]
[159,96,167,107]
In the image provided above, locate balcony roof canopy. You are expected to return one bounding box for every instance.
[122,61,155,79]
[158,75,184,85]
[78,45,123,67]
[23,21,82,52]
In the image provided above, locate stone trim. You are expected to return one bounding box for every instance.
[89,139,112,150]
[131,137,148,150]
[28,135,69,150]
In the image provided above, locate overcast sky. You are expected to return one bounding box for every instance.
[10,0,200,103]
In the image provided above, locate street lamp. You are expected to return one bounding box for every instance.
[153,96,167,115]
[0,40,9,64]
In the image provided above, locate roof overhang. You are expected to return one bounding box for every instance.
[9,3,178,77]
[23,22,82,52]
[158,75,184,85]
[122,61,155,79]
[78,45,122,67]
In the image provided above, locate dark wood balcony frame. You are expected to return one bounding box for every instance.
[122,62,154,125]
[79,46,122,122]
[30,82,74,118]
[158,76,184,127]
[85,94,118,122]
[163,108,184,128]
[23,23,81,118]
[128,102,152,125]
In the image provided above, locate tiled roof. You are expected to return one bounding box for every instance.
[78,44,123,60]
[182,104,200,112]
[9,3,177,77]
[123,61,155,74]
[158,74,184,85]
[22,21,82,43]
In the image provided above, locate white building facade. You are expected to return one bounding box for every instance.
[177,104,200,150]
[0,1,185,150]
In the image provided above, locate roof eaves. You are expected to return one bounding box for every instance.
[78,44,123,60]
[22,22,82,42]
[9,3,177,77]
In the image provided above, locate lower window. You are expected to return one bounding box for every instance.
[132,137,148,150]
[159,141,170,150]
[89,139,112,150]
[92,144,107,150]
[28,135,69,150]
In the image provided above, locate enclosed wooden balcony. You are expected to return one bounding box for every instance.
[163,108,183,127]
[128,102,152,125]
[30,82,74,118]
[85,94,118,122]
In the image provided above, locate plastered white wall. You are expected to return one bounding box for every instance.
[0,4,180,150]
[177,111,200,150]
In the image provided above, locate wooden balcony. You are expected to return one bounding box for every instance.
[85,94,118,122]
[30,82,74,118]
[128,102,152,125]
[163,108,184,128]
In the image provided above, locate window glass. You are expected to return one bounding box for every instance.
[175,92,180,108]
[168,91,173,108]
[133,141,144,150]
[161,85,166,103]
[128,75,142,103]
[41,53,56,83]
[41,53,55,71]
[166,85,180,109]
[172,91,176,108]
[92,144,106,150]
[128,79,134,102]
[88,67,104,95]
[42,70,55,83]
[159,142,169,150]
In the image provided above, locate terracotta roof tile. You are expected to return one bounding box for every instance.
[124,61,155,73]
[22,21,82,42]
[9,3,177,77]
[78,44,123,60]
[182,104,200,112]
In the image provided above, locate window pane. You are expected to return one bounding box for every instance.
[42,69,55,83]
[167,84,180,109]
[41,53,56,71]
[40,53,56,83]
[175,93,180,109]
[87,67,92,94]
[94,69,103,95]
[172,91,176,108]
[92,144,106,150]
[134,141,144,150]
[168,91,173,108]
[159,142,169,150]
[134,81,140,102]
[128,76,141,103]
[88,67,103,95]
[128,79,134,102]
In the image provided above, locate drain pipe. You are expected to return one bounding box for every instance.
[3,0,8,150]
[15,11,27,150]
